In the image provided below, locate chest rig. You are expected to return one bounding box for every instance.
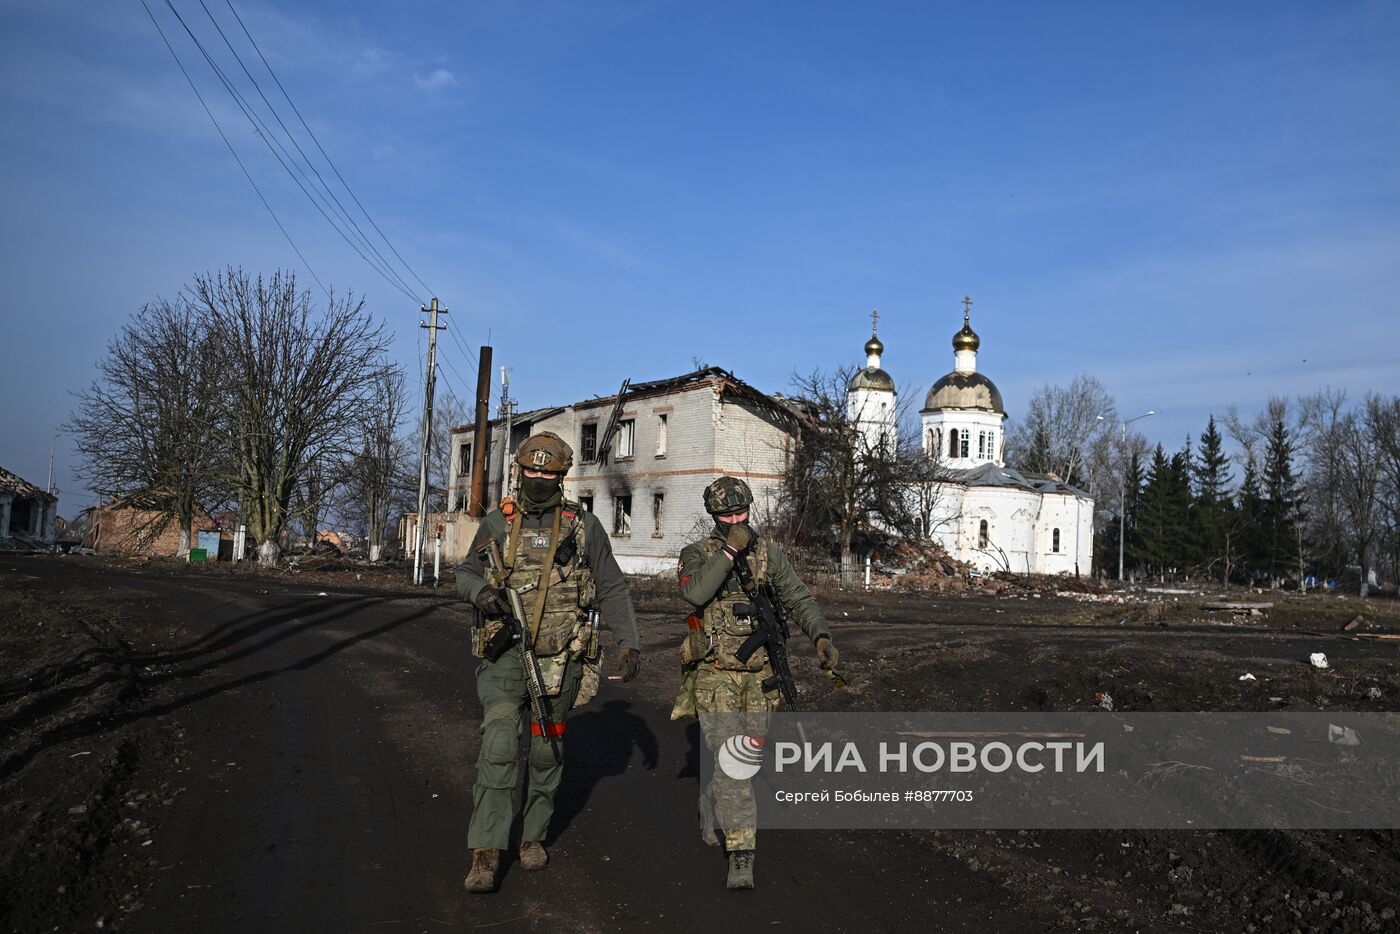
[500,499,596,658]
[698,537,771,672]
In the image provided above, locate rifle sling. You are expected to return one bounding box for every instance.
[526,506,565,646]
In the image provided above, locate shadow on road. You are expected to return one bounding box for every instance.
[547,700,659,845]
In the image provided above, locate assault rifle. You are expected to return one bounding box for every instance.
[479,541,560,762]
[731,551,800,709]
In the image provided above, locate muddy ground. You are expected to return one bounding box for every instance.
[2,555,1399,932]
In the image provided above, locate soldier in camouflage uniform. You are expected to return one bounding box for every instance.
[457,431,642,894]
[672,476,839,890]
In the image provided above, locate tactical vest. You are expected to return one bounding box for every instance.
[502,499,596,658]
[698,536,771,672]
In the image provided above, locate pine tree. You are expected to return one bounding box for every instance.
[1122,448,1147,577]
[1194,416,1234,582]
[1261,419,1300,586]
[1134,445,1179,579]
[1170,438,1199,571]
[1236,457,1266,583]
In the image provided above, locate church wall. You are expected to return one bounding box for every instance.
[949,486,1042,574]
[921,409,1007,468]
[1031,492,1096,576]
[848,388,897,456]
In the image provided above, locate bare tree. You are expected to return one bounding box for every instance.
[196,269,391,566]
[1005,375,1117,487]
[1372,395,1400,587]
[778,368,951,565]
[67,296,229,555]
[339,366,411,561]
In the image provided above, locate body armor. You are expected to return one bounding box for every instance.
[696,537,771,672]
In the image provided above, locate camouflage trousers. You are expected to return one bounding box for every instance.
[466,648,583,851]
[694,665,778,852]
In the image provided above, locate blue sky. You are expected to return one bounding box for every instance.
[2,1,1397,510]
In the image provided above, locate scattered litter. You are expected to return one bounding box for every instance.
[1241,755,1287,763]
[1342,615,1365,632]
[141,839,153,846]
[69,750,92,758]
[67,805,87,815]
[1309,653,1329,669]
[1093,692,1114,712]
[1269,696,1284,703]
[1327,724,1362,746]
[1365,686,1383,700]
[1238,673,1257,682]
[1266,726,1291,735]
[317,591,329,597]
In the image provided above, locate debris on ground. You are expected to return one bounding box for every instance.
[1309,653,1330,669]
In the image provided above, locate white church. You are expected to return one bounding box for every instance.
[847,301,1095,577]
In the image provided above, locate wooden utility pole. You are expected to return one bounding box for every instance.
[414,298,446,585]
[468,346,493,517]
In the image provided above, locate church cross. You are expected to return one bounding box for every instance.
[870,308,879,334]
[962,295,973,320]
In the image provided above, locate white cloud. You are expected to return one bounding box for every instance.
[414,69,457,92]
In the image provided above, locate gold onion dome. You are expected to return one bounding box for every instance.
[864,334,884,356]
[952,318,980,352]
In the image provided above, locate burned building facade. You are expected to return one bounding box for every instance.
[0,467,58,548]
[446,368,800,574]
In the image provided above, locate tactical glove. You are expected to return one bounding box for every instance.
[473,586,511,618]
[815,636,839,671]
[722,521,753,555]
[618,647,642,682]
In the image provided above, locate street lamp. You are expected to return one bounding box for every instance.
[1102,411,1155,582]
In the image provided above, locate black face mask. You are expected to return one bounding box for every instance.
[520,476,563,510]
[714,519,753,540]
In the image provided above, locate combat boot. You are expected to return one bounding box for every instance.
[697,795,720,847]
[519,840,549,871]
[464,848,500,893]
[726,850,755,890]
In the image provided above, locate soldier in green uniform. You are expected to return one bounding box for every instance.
[672,476,839,890]
[457,431,642,894]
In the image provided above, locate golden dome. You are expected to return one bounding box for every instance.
[864,334,884,356]
[922,371,1004,414]
[952,320,979,352]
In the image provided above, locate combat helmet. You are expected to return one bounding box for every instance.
[515,431,573,473]
[703,476,753,515]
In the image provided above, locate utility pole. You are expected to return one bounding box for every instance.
[414,298,446,586]
[498,367,514,504]
[467,347,493,517]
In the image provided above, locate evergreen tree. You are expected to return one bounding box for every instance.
[1193,416,1234,581]
[1236,457,1266,583]
[1122,448,1146,576]
[1170,438,1199,571]
[1134,445,1181,578]
[1261,419,1300,585]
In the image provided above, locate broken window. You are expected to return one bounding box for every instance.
[652,492,664,537]
[978,519,989,549]
[1052,528,1061,553]
[617,419,635,458]
[580,423,598,462]
[656,413,668,456]
[613,494,632,536]
[579,494,594,512]
[458,442,472,476]
[948,429,959,458]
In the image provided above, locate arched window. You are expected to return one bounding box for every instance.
[978,431,986,458]
[948,428,960,458]
[960,431,969,458]
[1052,528,1061,553]
[928,428,941,457]
[978,519,989,548]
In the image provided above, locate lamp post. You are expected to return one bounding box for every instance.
[1103,411,1155,582]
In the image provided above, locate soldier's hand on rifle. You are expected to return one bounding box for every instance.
[815,636,839,671]
[473,586,511,618]
[721,521,753,557]
[618,647,642,682]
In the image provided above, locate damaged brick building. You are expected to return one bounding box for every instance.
[0,466,58,548]
[444,368,803,574]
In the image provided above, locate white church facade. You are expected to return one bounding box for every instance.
[849,301,1095,577]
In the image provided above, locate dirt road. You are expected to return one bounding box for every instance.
[4,558,1399,932]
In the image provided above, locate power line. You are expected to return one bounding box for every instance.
[159,0,421,304]
[221,0,435,299]
[193,0,421,302]
[140,0,329,298]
